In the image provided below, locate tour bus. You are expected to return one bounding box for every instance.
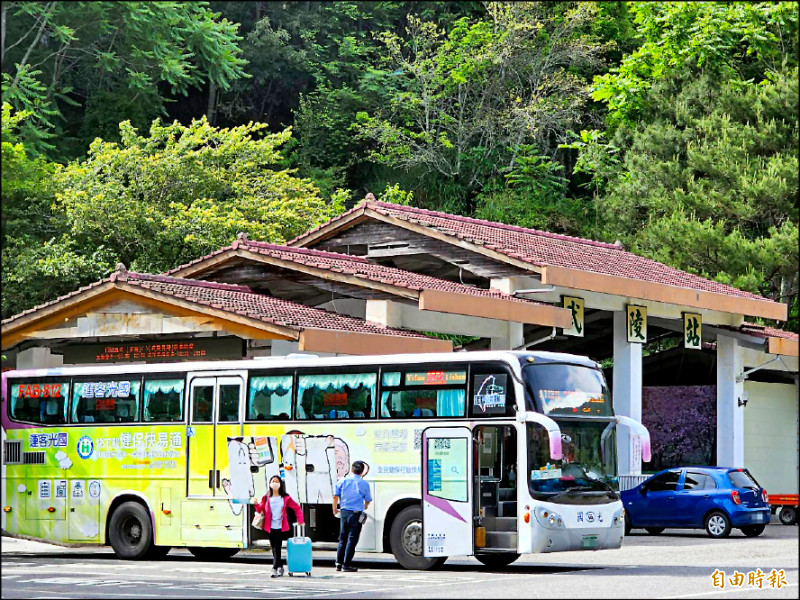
[1,351,651,569]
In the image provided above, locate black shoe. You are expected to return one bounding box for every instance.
[342,566,358,572]
[335,564,342,571]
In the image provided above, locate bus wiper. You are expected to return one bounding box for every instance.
[549,486,584,502]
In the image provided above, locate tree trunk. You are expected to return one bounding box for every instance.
[207,81,217,125]
[12,1,53,87]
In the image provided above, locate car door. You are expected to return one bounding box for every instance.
[674,470,714,526]
[638,470,682,527]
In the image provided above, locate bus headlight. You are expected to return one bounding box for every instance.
[612,507,625,527]
[535,508,565,529]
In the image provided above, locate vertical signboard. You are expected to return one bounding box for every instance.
[562,296,585,337]
[626,305,647,343]
[683,313,702,350]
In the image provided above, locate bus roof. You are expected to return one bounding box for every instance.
[2,350,599,379]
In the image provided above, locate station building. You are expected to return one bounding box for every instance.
[2,198,797,496]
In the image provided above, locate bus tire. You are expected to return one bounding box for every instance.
[108,501,154,560]
[475,553,520,569]
[779,506,797,525]
[389,505,446,570]
[188,547,240,561]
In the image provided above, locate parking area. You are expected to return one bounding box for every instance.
[2,524,797,599]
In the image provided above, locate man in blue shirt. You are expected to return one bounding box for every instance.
[332,460,372,572]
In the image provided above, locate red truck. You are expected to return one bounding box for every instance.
[769,494,798,525]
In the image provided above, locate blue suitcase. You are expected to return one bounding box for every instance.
[287,524,312,576]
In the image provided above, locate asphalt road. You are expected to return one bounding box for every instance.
[2,524,797,599]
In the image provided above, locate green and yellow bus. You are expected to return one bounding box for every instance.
[2,351,650,569]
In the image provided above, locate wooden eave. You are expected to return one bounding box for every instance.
[1,282,299,351]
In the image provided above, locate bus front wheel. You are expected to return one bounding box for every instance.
[390,505,447,570]
[475,553,520,569]
[188,547,240,561]
[108,501,154,560]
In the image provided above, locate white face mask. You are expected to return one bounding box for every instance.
[270,482,281,491]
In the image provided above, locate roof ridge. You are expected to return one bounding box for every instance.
[244,240,370,263]
[286,202,368,245]
[127,271,254,293]
[369,200,621,250]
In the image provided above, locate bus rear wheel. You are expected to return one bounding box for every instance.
[188,547,240,561]
[109,501,154,560]
[475,553,520,568]
[390,505,447,570]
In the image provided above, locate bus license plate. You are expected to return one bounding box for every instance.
[582,535,598,549]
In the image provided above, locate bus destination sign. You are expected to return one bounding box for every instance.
[62,338,244,364]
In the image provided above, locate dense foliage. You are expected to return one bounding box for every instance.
[2,1,797,332]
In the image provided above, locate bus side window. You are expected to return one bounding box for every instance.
[247,375,293,421]
[297,372,377,420]
[10,381,69,425]
[143,379,184,422]
[72,379,141,424]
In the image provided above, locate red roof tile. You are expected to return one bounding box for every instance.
[290,200,773,303]
[2,269,430,339]
[168,238,546,307]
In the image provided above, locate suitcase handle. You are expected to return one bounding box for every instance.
[293,523,306,538]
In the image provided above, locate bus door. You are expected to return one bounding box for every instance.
[187,374,245,497]
[474,424,518,551]
[421,427,473,558]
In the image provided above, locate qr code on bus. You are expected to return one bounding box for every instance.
[433,438,451,450]
[413,429,423,450]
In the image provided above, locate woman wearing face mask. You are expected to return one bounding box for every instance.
[254,475,305,577]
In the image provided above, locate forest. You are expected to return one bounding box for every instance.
[2,1,797,332]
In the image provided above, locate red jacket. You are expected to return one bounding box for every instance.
[255,493,304,532]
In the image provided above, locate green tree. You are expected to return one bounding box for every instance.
[54,117,341,276]
[353,2,611,211]
[598,70,798,322]
[1,1,247,158]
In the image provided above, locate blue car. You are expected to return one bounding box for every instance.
[622,467,771,538]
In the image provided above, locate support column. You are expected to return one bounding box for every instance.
[613,311,642,475]
[491,322,524,350]
[716,334,744,467]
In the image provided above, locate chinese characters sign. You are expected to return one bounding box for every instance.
[683,313,702,350]
[626,305,647,343]
[561,296,585,337]
[62,338,244,364]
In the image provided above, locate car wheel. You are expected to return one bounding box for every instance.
[644,527,664,535]
[108,501,154,560]
[740,525,766,537]
[779,506,797,526]
[474,553,520,569]
[705,511,732,538]
[624,513,632,536]
[389,505,447,570]
[188,547,240,560]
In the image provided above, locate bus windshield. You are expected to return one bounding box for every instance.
[523,363,618,503]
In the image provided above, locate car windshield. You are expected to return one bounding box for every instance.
[527,420,619,504]
[728,469,760,490]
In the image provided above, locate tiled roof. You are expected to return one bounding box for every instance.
[740,323,799,342]
[167,236,545,307]
[2,269,429,339]
[290,200,770,302]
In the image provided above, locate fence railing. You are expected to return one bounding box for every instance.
[619,474,650,491]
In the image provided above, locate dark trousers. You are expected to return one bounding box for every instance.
[269,528,284,568]
[336,509,363,566]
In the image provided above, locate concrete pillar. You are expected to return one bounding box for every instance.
[613,311,642,475]
[16,347,63,369]
[716,334,744,467]
[491,322,524,350]
[365,299,403,328]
